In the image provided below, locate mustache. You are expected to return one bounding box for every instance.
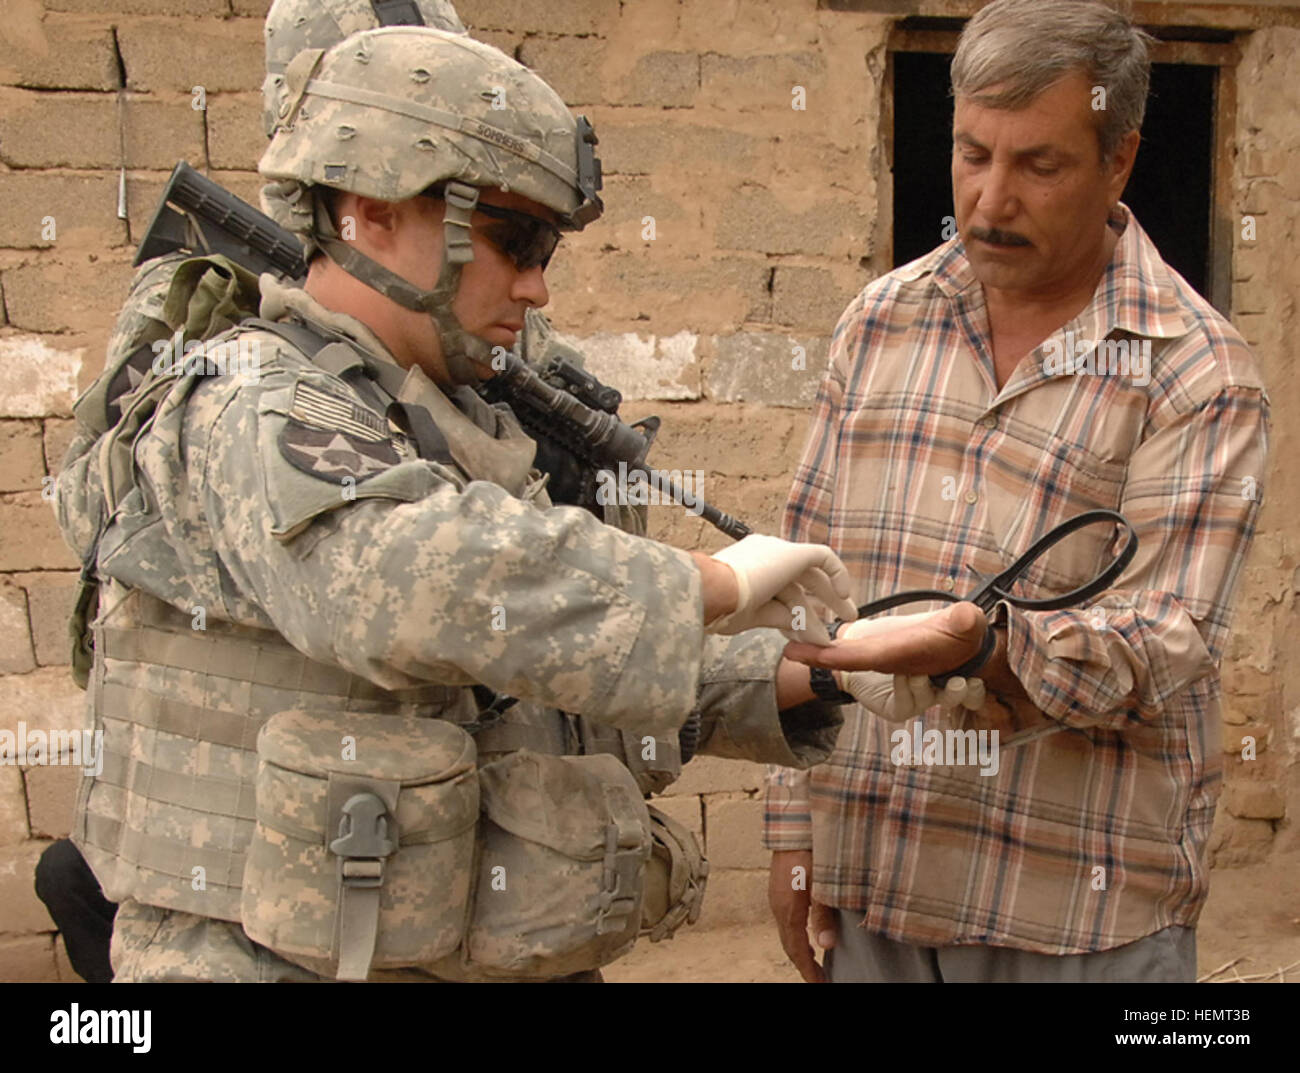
[968,226,1033,247]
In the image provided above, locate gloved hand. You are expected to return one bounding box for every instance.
[705,534,857,644]
[838,670,986,721]
[834,612,985,719]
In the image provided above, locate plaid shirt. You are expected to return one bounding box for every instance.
[764,206,1270,954]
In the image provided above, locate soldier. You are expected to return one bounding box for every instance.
[54,26,985,983]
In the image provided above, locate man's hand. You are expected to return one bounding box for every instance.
[699,535,858,643]
[768,850,836,983]
[785,602,987,676]
[826,612,984,718]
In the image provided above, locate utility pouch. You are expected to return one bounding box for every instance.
[640,805,709,942]
[241,710,478,980]
[432,750,652,979]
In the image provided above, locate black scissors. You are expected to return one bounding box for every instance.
[830,509,1139,685]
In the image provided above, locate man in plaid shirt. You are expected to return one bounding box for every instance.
[765,0,1270,982]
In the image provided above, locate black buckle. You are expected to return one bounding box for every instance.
[571,116,604,227]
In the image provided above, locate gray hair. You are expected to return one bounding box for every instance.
[950,0,1153,161]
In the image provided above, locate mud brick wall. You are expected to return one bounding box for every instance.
[0,0,1295,981]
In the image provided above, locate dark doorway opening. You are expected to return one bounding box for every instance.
[891,52,1216,300]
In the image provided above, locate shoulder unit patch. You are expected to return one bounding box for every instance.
[279,381,400,483]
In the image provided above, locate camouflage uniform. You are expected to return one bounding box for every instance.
[57,29,842,982]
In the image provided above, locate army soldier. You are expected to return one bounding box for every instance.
[55,28,984,982]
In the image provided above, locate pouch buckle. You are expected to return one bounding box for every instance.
[330,792,394,888]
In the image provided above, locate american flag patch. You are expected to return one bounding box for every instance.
[289,382,388,442]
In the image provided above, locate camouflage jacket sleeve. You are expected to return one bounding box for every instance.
[94,339,707,739]
[691,630,843,769]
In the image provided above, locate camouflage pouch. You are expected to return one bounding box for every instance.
[241,710,479,981]
[640,805,709,942]
[432,751,652,980]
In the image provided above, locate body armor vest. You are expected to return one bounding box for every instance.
[74,312,683,924]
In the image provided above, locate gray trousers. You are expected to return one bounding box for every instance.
[825,910,1197,982]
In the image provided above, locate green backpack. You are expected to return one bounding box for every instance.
[67,253,263,687]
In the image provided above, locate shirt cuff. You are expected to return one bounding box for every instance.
[762,765,813,851]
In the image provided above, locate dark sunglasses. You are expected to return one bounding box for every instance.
[422,187,561,271]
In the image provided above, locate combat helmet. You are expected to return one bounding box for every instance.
[259,27,603,384]
[262,0,468,136]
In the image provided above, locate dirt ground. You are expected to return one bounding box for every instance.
[605,852,1300,983]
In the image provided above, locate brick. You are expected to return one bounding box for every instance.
[43,419,78,479]
[124,96,206,170]
[24,765,82,840]
[470,30,520,61]
[636,404,798,481]
[0,334,84,419]
[678,0,821,51]
[706,332,829,407]
[1222,781,1286,820]
[0,766,28,846]
[772,265,860,333]
[550,251,771,333]
[650,794,702,841]
[53,936,79,983]
[666,754,767,797]
[0,580,37,675]
[462,0,620,36]
[0,934,59,982]
[0,419,46,492]
[1207,809,1274,868]
[610,52,699,109]
[14,571,79,667]
[45,0,227,12]
[597,175,698,252]
[554,329,701,401]
[703,794,766,869]
[518,36,607,106]
[1224,722,1270,755]
[0,15,120,91]
[639,469,789,554]
[0,172,127,250]
[716,188,871,258]
[118,18,264,94]
[3,257,136,337]
[0,89,120,169]
[0,493,79,570]
[694,868,769,930]
[704,475,790,547]
[207,93,265,171]
[1221,691,1278,728]
[0,668,88,751]
[700,51,828,112]
[0,841,57,935]
[596,117,760,178]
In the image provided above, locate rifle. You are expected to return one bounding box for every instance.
[136,162,750,539]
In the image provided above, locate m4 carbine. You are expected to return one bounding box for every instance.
[136,161,750,539]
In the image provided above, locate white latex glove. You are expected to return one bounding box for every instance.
[834,612,985,720]
[838,670,986,721]
[706,534,857,644]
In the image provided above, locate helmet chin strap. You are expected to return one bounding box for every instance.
[315,180,490,386]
